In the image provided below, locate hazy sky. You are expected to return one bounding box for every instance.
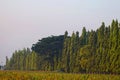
[0,0,120,65]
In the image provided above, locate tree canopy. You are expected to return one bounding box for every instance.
[6,20,120,74]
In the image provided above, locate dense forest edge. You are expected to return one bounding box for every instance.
[5,20,120,74]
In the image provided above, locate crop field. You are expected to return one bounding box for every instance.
[0,70,120,80]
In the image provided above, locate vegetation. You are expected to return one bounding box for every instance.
[0,70,120,80]
[6,20,120,74]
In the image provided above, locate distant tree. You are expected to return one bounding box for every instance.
[6,56,9,70]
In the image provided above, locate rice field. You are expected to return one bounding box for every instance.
[0,70,120,80]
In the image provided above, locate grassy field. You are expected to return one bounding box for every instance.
[0,70,120,80]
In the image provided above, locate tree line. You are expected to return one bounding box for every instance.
[6,20,120,74]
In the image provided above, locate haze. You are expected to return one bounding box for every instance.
[0,0,120,65]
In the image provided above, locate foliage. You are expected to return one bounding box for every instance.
[6,20,120,74]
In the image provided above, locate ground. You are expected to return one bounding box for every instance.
[0,70,120,80]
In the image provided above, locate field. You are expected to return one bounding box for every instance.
[0,70,120,80]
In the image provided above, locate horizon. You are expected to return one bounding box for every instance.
[0,0,120,65]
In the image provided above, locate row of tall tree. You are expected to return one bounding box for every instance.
[6,48,37,70]
[6,20,120,74]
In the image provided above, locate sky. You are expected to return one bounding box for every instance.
[0,0,120,65]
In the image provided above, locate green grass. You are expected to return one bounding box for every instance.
[0,70,120,80]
